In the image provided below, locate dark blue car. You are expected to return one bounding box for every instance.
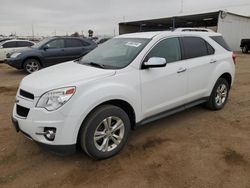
[6,37,97,73]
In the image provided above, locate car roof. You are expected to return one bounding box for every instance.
[2,39,35,43]
[116,30,221,39]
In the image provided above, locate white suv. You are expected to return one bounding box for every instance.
[12,31,236,159]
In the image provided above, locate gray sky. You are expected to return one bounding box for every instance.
[0,0,250,36]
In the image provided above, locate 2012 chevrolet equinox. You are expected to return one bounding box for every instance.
[12,30,235,159]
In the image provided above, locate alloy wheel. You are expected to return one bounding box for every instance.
[94,116,125,152]
[25,61,40,73]
[215,83,228,106]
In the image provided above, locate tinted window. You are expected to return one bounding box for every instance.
[182,37,211,59]
[17,41,34,47]
[2,41,17,48]
[82,40,90,46]
[46,39,64,49]
[146,38,181,63]
[206,42,215,55]
[210,36,231,51]
[65,39,82,48]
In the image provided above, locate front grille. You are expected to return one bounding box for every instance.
[16,105,30,118]
[19,89,34,100]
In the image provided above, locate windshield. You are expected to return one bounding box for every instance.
[79,38,150,69]
[32,38,51,48]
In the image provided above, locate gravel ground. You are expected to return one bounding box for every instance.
[0,54,250,188]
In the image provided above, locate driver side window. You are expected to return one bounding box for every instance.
[146,38,181,63]
[46,39,64,49]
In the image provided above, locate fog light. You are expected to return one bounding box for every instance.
[44,128,56,141]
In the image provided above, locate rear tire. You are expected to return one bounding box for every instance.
[205,78,229,110]
[242,45,248,54]
[23,59,41,74]
[79,105,131,160]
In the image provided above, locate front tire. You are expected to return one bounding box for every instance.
[205,78,229,110]
[23,59,41,74]
[79,105,131,160]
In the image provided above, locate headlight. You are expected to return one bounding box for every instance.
[36,87,76,111]
[10,52,21,58]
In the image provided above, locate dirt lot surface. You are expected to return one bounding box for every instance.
[0,54,250,188]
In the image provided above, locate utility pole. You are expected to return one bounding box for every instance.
[180,0,184,13]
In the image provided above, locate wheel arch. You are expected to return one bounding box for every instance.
[219,72,232,89]
[76,99,136,145]
[22,56,42,68]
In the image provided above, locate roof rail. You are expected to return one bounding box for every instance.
[174,28,215,32]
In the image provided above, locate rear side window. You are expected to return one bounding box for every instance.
[210,36,231,51]
[146,38,181,63]
[17,41,34,47]
[46,39,64,49]
[82,40,91,46]
[182,37,214,59]
[2,41,17,48]
[65,39,83,48]
[206,42,215,55]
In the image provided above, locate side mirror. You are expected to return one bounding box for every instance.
[43,45,49,51]
[143,57,167,68]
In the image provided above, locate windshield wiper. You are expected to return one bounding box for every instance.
[85,62,105,69]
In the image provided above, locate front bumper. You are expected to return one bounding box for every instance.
[11,115,76,155]
[11,89,81,155]
[6,57,23,69]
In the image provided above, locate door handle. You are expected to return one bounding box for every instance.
[177,67,187,73]
[210,59,217,64]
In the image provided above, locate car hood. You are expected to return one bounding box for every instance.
[19,61,116,97]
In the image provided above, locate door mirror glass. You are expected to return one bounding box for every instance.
[144,57,167,68]
[43,45,49,50]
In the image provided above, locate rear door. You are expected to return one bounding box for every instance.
[181,36,216,102]
[64,38,84,61]
[42,38,67,66]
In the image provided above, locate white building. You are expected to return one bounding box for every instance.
[119,10,250,51]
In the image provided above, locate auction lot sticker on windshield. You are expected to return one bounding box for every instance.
[125,42,142,47]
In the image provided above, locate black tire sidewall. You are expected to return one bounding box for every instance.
[23,59,41,74]
[210,78,229,110]
[80,105,131,160]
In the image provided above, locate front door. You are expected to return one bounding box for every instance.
[140,37,188,119]
[42,39,67,66]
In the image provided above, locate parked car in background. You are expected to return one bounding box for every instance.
[96,37,111,45]
[6,37,97,73]
[12,30,235,159]
[0,39,34,62]
[0,38,13,43]
[240,39,250,53]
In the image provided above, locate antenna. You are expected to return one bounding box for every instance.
[32,24,34,39]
